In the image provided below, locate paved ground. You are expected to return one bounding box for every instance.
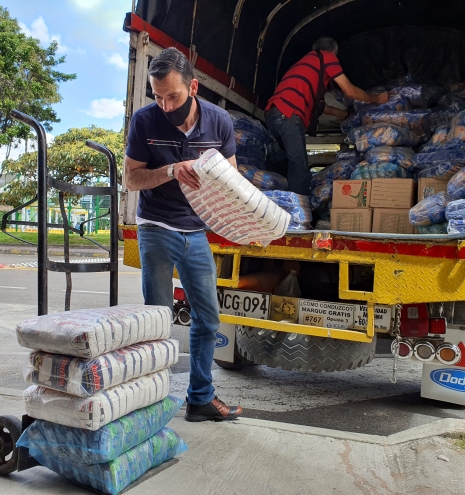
[1,250,465,494]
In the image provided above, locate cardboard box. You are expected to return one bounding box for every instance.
[370,179,416,208]
[330,208,372,232]
[417,178,449,202]
[372,208,414,234]
[332,180,371,208]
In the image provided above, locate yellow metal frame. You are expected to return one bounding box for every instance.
[121,226,465,343]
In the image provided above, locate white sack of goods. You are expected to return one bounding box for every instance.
[181,148,290,246]
[23,368,170,431]
[23,339,179,397]
[16,305,172,359]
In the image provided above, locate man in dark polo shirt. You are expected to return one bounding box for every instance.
[124,47,242,422]
[265,37,389,195]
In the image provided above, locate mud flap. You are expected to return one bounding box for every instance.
[213,323,236,363]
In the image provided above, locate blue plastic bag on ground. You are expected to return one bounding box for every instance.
[417,222,449,234]
[28,427,187,495]
[445,200,465,220]
[16,396,184,465]
[361,109,430,140]
[409,192,451,226]
[448,219,465,234]
[310,160,357,189]
[447,168,465,199]
[238,164,288,191]
[350,162,410,180]
[365,146,415,170]
[417,161,463,179]
[348,124,421,152]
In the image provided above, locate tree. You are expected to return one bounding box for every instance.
[0,7,76,164]
[0,126,124,207]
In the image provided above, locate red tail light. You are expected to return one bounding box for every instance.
[429,317,447,335]
[174,287,187,302]
[400,304,429,337]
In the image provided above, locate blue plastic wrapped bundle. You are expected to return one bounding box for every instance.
[309,181,332,211]
[438,92,465,112]
[364,146,415,170]
[336,150,363,162]
[418,161,463,179]
[354,94,409,114]
[263,190,312,229]
[341,113,362,134]
[413,150,465,169]
[350,162,410,180]
[228,110,274,145]
[309,160,357,189]
[394,85,445,109]
[445,200,465,220]
[449,110,465,128]
[447,168,465,199]
[16,396,184,465]
[234,129,265,149]
[238,164,288,191]
[235,143,266,163]
[409,192,451,226]
[417,223,449,234]
[429,109,457,131]
[348,124,421,152]
[361,109,431,140]
[448,219,465,234]
[236,155,266,170]
[28,428,187,495]
[419,126,452,153]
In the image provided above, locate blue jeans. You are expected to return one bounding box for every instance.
[138,224,220,405]
[265,106,310,195]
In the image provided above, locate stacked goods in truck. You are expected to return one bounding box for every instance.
[237,164,288,191]
[446,199,465,233]
[409,191,451,226]
[264,190,312,230]
[181,148,290,243]
[16,305,186,495]
[347,124,421,152]
[350,161,411,180]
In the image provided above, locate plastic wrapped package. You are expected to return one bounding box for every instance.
[309,160,357,189]
[24,339,179,397]
[23,369,170,430]
[445,200,465,220]
[263,190,312,229]
[309,181,333,211]
[341,113,362,134]
[234,129,265,148]
[409,192,451,226]
[438,92,465,112]
[16,396,184,464]
[361,109,431,140]
[364,146,415,170]
[29,428,187,495]
[447,168,465,199]
[417,223,449,234]
[16,305,172,359]
[448,219,465,234]
[181,149,290,246]
[236,155,266,170]
[354,94,409,114]
[449,110,465,128]
[429,109,457,131]
[417,161,463,179]
[336,150,363,162]
[448,125,465,141]
[348,124,421,152]
[228,110,274,144]
[413,150,465,169]
[395,85,445,109]
[419,125,450,153]
[235,143,266,163]
[238,165,288,191]
[350,162,410,180]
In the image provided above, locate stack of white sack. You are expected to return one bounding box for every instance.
[15,305,187,495]
[181,148,290,245]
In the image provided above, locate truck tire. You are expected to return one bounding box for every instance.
[214,346,255,370]
[236,326,377,373]
[0,415,21,475]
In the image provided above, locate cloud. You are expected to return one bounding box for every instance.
[103,52,127,71]
[19,16,85,55]
[85,98,125,119]
[71,0,106,9]
[116,33,129,45]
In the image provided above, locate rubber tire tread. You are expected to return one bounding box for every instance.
[236,326,377,373]
[214,345,255,370]
[0,415,22,475]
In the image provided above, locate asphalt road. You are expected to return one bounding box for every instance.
[1,251,464,436]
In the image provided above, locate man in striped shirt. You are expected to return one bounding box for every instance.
[265,37,388,195]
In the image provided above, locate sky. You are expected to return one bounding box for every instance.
[1,0,133,161]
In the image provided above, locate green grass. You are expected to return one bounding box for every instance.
[454,434,465,450]
[0,231,123,246]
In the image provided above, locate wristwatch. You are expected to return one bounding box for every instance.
[167,163,175,178]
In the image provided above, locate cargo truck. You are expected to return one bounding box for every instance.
[120,0,465,405]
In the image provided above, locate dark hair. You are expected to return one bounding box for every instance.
[312,37,338,53]
[149,47,194,88]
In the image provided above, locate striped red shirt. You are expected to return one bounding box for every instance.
[266,51,344,128]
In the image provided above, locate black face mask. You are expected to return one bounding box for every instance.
[161,95,193,127]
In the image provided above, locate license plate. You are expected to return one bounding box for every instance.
[299,299,355,329]
[217,288,270,319]
[353,304,393,331]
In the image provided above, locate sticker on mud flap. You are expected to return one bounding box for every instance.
[298,300,355,329]
[353,305,393,331]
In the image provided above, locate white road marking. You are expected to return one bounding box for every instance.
[0,285,27,289]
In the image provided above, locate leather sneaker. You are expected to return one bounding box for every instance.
[185,396,243,422]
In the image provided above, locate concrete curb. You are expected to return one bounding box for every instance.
[230,416,465,445]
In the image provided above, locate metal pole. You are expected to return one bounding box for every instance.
[10,110,48,315]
